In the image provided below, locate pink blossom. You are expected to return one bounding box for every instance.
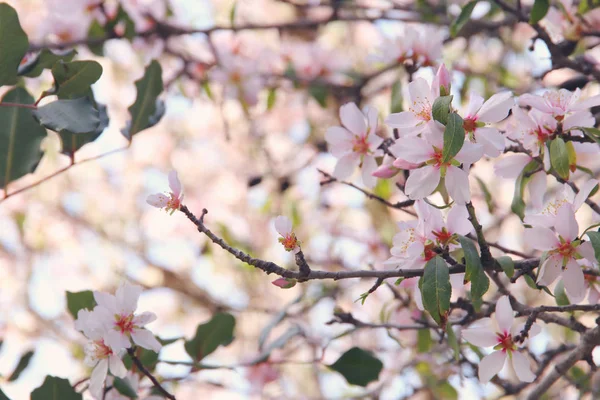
[462,296,540,383]
[519,88,600,123]
[326,103,384,188]
[436,64,451,96]
[246,361,279,392]
[374,25,443,67]
[147,171,184,214]
[525,205,597,297]
[274,216,300,254]
[385,77,440,137]
[462,91,513,157]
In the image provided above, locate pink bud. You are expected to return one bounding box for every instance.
[372,164,399,179]
[393,158,420,170]
[436,64,451,96]
[271,278,297,289]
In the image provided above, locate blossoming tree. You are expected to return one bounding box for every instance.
[2,0,600,399]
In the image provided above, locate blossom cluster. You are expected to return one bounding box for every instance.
[74,283,161,399]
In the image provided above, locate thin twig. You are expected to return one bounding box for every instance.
[127,347,176,400]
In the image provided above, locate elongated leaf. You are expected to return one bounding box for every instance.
[184,313,236,361]
[0,88,46,189]
[0,3,28,87]
[113,377,138,398]
[8,350,34,381]
[442,113,465,163]
[121,60,164,139]
[511,160,539,219]
[554,280,570,306]
[586,231,600,264]
[446,325,460,361]
[391,80,403,113]
[267,88,277,110]
[51,61,103,99]
[86,20,105,56]
[18,49,77,78]
[309,84,328,108]
[421,256,452,326]
[550,137,570,179]
[66,290,96,319]
[475,177,494,213]
[432,95,453,125]
[123,347,158,371]
[530,0,550,24]
[496,256,515,278]
[31,376,82,400]
[451,1,478,37]
[33,97,100,134]
[458,236,489,309]
[417,329,431,353]
[328,347,383,387]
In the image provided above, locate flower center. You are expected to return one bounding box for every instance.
[166,193,181,211]
[409,97,432,122]
[92,339,113,360]
[433,228,454,247]
[495,331,516,352]
[115,314,135,334]
[555,240,576,259]
[422,242,436,261]
[463,117,477,133]
[352,136,370,155]
[279,234,299,252]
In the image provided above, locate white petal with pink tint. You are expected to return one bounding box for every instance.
[146,194,170,208]
[577,241,597,264]
[573,179,598,211]
[333,153,360,180]
[446,166,470,204]
[132,329,162,353]
[474,127,505,157]
[447,205,472,236]
[466,93,484,117]
[479,351,507,383]
[511,351,536,383]
[394,137,433,164]
[455,142,484,165]
[325,126,353,144]
[340,103,366,135]
[528,171,547,210]
[494,154,532,179]
[361,156,378,188]
[555,205,578,240]
[495,296,514,334]
[537,256,562,287]
[274,216,292,236]
[477,92,513,123]
[562,259,585,298]
[405,166,440,200]
[168,170,182,197]
[524,227,558,250]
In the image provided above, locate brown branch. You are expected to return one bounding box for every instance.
[127,347,176,400]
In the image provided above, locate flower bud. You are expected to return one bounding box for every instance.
[436,64,451,96]
[271,278,297,289]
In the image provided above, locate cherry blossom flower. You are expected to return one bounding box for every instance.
[519,88,600,123]
[419,201,473,248]
[462,91,513,157]
[93,282,162,353]
[75,309,127,400]
[146,170,184,214]
[274,215,300,254]
[566,260,600,304]
[506,106,557,157]
[385,77,440,136]
[375,25,443,67]
[325,103,383,188]
[392,128,484,203]
[525,205,597,297]
[462,296,540,383]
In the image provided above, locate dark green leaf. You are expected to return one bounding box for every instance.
[328,347,383,387]
[66,291,96,319]
[451,1,478,37]
[554,280,570,306]
[550,137,570,180]
[86,20,105,56]
[267,88,276,110]
[475,177,494,213]
[8,350,34,381]
[432,95,453,125]
[458,236,489,309]
[586,231,600,264]
[417,329,431,353]
[511,160,539,219]
[33,97,100,134]
[19,49,77,78]
[442,113,465,163]
[123,347,158,371]
[496,256,515,279]
[106,6,136,40]
[59,102,107,156]
[421,256,452,326]
[184,313,236,361]
[51,61,103,99]
[524,274,539,290]
[0,3,28,87]
[0,88,46,189]
[31,376,82,400]
[530,0,550,24]
[391,80,402,113]
[121,60,164,140]
[0,388,10,400]
[308,84,328,108]
[113,377,138,398]
[157,337,181,346]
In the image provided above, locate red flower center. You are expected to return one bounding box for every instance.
[352,136,370,155]
[115,314,135,334]
[279,234,298,252]
[463,117,477,133]
[433,228,454,247]
[496,331,516,352]
[423,242,436,261]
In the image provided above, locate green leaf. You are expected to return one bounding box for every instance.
[33,97,100,134]
[184,313,236,361]
[421,256,452,326]
[31,376,82,400]
[202,81,214,101]
[121,60,164,140]
[8,350,34,381]
[66,290,96,319]
[530,0,550,24]
[475,177,494,213]
[496,256,515,279]
[586,231,600,264]
[432,95,453,125]
[511,160,539,219]
[554,280,570,306]
[417,329,431,353]
[434,381,459,400]
[0,388,10,400]
[328,347,383,387]
[458,236,489,309]
[113,377,138,398]
[267,88,276,110]
[86,20,105,56]
[308,84,328,108]
[229,1,237,25]
[445,325,460,361]
[0,88,46,190]
[123,347,158,371]
[19,49,77,78]
[0,3,28,87]
[450,0,478,37]
[391,80,403,113]
[51,61,103,99]
[106,5,135,40]
[442,113,465,163]
[524,274,539,290]
[550,137,570,180]
[59,101,107,156]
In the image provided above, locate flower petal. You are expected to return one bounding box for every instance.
[511,351,536,383]
[528,171,547,211]
[340,102,366,135]
[393,137,433,164]
[474,127,505,157]
[168,170,181,197]
[333,153,360,180]
[477,92,513,123]
[109,354,127,378]
[445,166,470,204]
[405,166,440,200]
[447,205,472,236]
[494,154,532,179]
[462,327,499,348]
[132,328,162,352]
[146,194,170,208]
[479,351,507,383]
[274,216,292,236]
[495,296,514,334]
[361,156,378,188]
[537,256,562,287]
[524,227,558,251]
[116,282,141,315]
[562,259,585,299]
[325,126,353,144]
[133,311,157,327]
[89,359,108,400]
[573,179,598,211]
[554,204,578,240]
